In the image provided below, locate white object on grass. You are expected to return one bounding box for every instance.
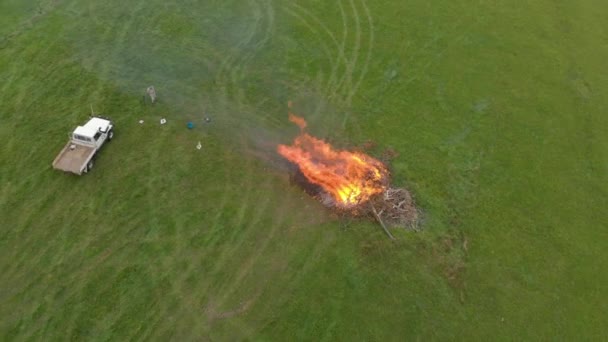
[196,141,202,150]
[160,118,167,125]
[139,120,144,124]
[146,86,157,103]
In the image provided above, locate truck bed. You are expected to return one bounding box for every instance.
[52,142,95,175]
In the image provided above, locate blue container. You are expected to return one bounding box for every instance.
[187,122,194,129]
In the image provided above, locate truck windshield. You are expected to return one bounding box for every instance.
[74,134,91,142]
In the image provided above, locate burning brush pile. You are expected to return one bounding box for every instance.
[277,111,419,238]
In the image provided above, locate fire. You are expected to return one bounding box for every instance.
[288,113,307,130]
[278,113,389,208]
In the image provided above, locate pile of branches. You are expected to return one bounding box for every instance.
[327,186,420,239]
[368,187,420,239]
[288,165,420,238]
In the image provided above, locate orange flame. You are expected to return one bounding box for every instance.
[288,113,307,130]
[278,114,389,208]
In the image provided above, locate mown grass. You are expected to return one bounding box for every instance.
[1,0,607,340]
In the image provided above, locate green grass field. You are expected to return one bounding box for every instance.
[1,0,607,340]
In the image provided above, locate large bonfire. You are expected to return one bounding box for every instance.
[277,108,419,237]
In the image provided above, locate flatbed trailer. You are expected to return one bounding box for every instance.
[52,142,97,175]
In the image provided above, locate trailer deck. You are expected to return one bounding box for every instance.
[52,142,96,175]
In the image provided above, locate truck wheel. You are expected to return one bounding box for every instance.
[108,129,114,141]
[86,160,94,173]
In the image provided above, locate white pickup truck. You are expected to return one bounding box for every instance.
[52,116,114,175]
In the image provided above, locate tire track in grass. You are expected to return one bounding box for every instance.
[88,22,116,106]
[85,0,145,108]
[144,122,169,239]
[200,124,262,249]
[286,1,370,136]
[166,137,261,299]
[217,145,259,245]
[278,1,350,135]
[289,2,348,100]
[282,5,339,94]
[214,0,278,133]
[248,225,337,332]
[345,0,374,106]
[214,0,263,99]
[186,150,236,248]
[204,187,337,330]
[138,2,359,330]
[159,176,277,334]
[204,0,266,248]
[167,179,238,287]
[330,0,360,103]
[172,178,322,331]
[204,188,297,327]
[205,184,277,299]
[339,0,374,136]
[229,0,275,102]
[181,103,245,252]
[203,160,270,273]
[213,1,277,131]
[326,0,349,98]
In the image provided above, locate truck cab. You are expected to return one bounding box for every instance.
[72,117,114,148]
